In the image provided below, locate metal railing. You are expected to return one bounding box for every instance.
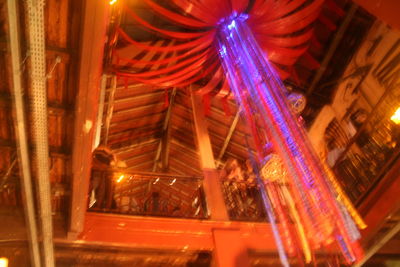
[88,171,208,219]
[221,179,267,222]
[333,89,400,203]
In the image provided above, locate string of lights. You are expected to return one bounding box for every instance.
[217,16,364,265]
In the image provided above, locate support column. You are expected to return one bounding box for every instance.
[191,91,228,221]
[213,229,251,267]
[68,0,109,239]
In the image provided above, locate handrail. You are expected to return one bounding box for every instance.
[108,168,203,180]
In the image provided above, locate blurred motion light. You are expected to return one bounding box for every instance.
[116,174,125,183]
[391,107,400,124]
[0,258,8,267]
[109,0,117,5]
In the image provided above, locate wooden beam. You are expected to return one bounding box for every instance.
[126,160,154,171]
[169,157,203,176]
[0,93,71,115]
[0,138,70,158]
[113,138,159,154]
[109,113,164,128]
[216,110,240,167]
[68,0,109,239]
[112,102,165,119]
[81,212,277,251]
[153,89,176,172]
[190,90,228,220]
[160,125,171,172]
[170,137,198,155]
[124,151,157,166]
[190,91,215,169]
[93,74,108,149]
[306,4,357,95]
[113,91,163,105]
[103,75,117,145]
[108,123,163,140]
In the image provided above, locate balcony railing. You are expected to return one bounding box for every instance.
[333,88,400,203]
[221,178,267,222]
[88,171,208,219]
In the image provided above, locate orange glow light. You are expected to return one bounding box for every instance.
[0,258,8,267]
[109,0,117,5]
[116,174,125,183]
[391,107,400,124]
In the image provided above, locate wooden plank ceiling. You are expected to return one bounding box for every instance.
[100,0,374,177]
[0,0,375,220]
[0,0,81,218]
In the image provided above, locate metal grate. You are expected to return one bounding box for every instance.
[25,0,55,266]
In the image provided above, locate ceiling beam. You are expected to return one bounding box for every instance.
[103,75,117,145]
[109,113,164,128]
[112,102,165,118]
[113,138,159,154]
[124,151,157,165]
[169,157,202,176]
[170,138,198,155]
[169,166,186,175]
[190,92,215,169]
[306,4,358,95]
[216,110,240,167]
[152,89,176,172]
[0,93,72,115]
[93,74,108,149]
[113,91,163,104]
[208,128,253,154]
[108,123,163,139]
[126,160,154,171]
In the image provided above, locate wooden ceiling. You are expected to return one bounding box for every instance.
[99,0,375,177]
[0,0,376,220]
[0,0,381,253]
[101,77,252,175]
[3,0,400,266]
[0,0,82,217]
